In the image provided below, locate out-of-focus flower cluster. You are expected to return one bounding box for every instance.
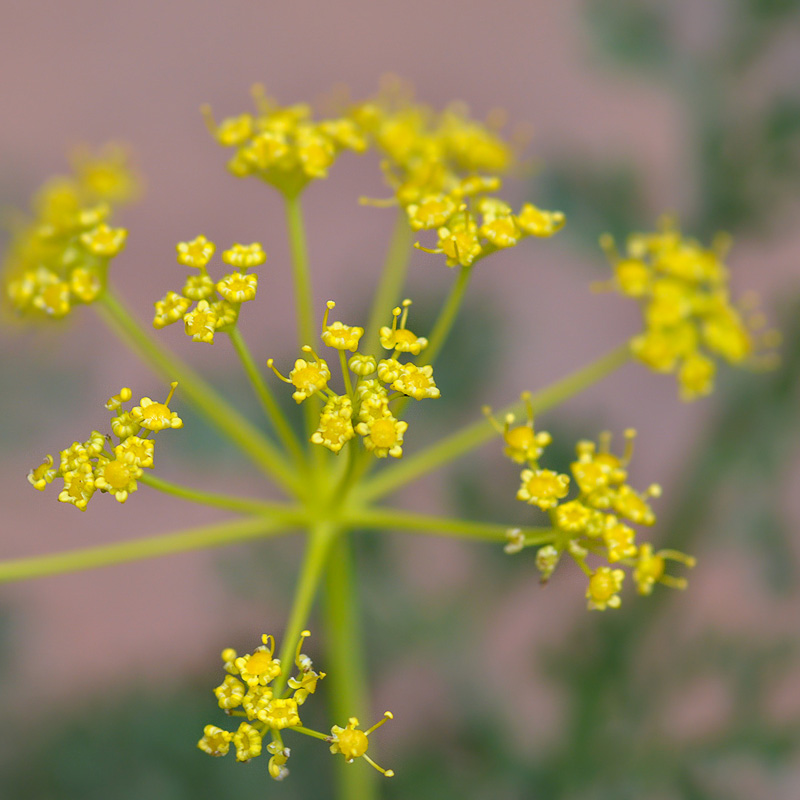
[27,383,182,510]
[492,397,695,610]
[270,298,440,457]
[599,218,780,400]
[205,81,565,266]
[2,145,138,320]
[153,236,266,344]
[199,631,393,780]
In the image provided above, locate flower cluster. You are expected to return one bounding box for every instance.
[26,383,182,510]
[490,399,695,609]
[353,87,566,267]
[203,85,369,197]
[2,145,137,320]
[152,236,265,344]
[199,631,393,780]
[598,218,779,400]
[270,298,440,457]
[204,82,564,266]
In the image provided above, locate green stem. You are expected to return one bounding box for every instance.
[348,508,553,544]
[358,342,631,503]
[272,521,338,696]
[228,326,306,466]
[0,516,293,584]
[323,532,376,800]
[421,264,473,366]
[363,210,414,356]
[139,472,302,517]
[96,289,303,498]
[283,191,316,349]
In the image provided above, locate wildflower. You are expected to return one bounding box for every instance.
[329,713,394,777]
[197,725,232,757]
[405,193,458,230]
[356,414,408,458]
[213,675,246,710]
[94,453,142,503]
[348,353,377,376]
[267,742,291,781]
[232,722,263,762]
[515,203,566,237]
[259,698,301,729]
[58,462,96,511]
[130,382,183,431]
[153,291,191,329]
[586,567,625,611]
[517,468,570,510]
[269,347,331,403]
[379,300,427,355]
[603,519,638,562]
[554,500,592,533]
[311,396,355,454]
[221,242,267,268]
[176,235,215,268]
[485,393,552,464]
[321,301,364,351]
[69,267,102,303]
[183,273,215,300]
[215,272,258,304]
[391,363,440,400]
[535,545,560,582]
[27,455,56,490]
[634,544,697,595]
[79,223,128,257]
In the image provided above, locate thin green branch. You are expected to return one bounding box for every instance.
[363,209,414,355]
[283,191,316,349]
[272,521,339,696]
[421,264,473,366]
[323,532,376,800]
[358,342,631,502]
[348,507,553,544]
[139,472,303,517]
[96,289,303,498]
[228,325,306,466]
[0,516,294,584]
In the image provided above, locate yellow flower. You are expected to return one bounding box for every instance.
[515,203,565,237]
[634,544,696,595]
[130,382,183,431]
[321,301,364,351]
[356,414,408,458]
[232,722,263,762]
[153,291,191,329]
[329,713,394,777]
[221,242,267,269]
[586,566,625,611]
[405,193,458,230]
[603,519,638,563]
[80,223,128,257]
[612,483,660,526]
[27,455,56,491]
[553,500,592,533]
[176,235,215,268]
[69,267,102,303]
[182,273,215,301]
[348,353,377,376]
[216,271,258,304]
[183,300,218,344]
[213,675,246,710]
[391,363,440,400]
[516,468,569,510]
[484,394,552,464]
[57,462,95,511]
[94,453,142,503]
[197,725,232,757]
[379,300,427,354]
[115,436,154,468]
[258,697,301,729]
[269,348,331,403]
[311,396,355,454]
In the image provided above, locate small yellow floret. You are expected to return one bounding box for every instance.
[216,272,258,304]
[232,722,263,762]
[391,363,440,400]
[80,224,128,257]
[517,468,569,510]
[586,566,625,611]
[176,235,215,268]
[183,300,218,343]
[221,242,267,268]
[153,291,191,329]
[329,713,394,777]
[321,301,364,351]
[515,203,565,237]
[356,414,408,458]
[28,455,56,490]
[198,725,232,757]
[130,383,183,431]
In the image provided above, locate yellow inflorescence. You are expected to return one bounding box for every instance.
[270,299,440,458]
[598,218,780,400]
[199,631,393,781]
[153,236,265,344]
[2,145,138,321]
[27,382,181,510]
[489,404,695,609]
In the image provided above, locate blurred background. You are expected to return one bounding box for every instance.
[2,1,800,798]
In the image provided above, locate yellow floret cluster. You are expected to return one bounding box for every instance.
[153,236,265,344]
[491,400,695,609]
[2,145,138,321]
[599,218,780,400]
[198,631,394,780]
[205,82,565,266]
[270,298,440,458]
[26,382,182,510]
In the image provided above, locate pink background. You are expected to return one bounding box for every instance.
[1,0,799,791]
